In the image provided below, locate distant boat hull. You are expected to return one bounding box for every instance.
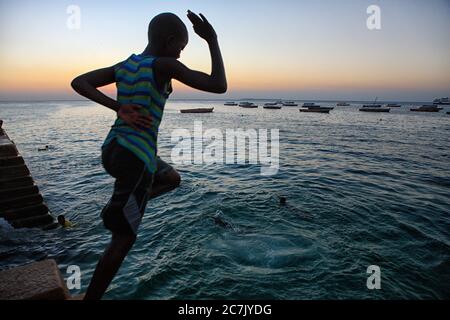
[310,106,334,111]
[239,103,258,108]
[263,106,282,109]
[283,103,298,107]
[224,102,238,106]
[359,108,390,112]
[386,104,402,108]
[300,108,330,113]
[337,102,350,106]
[410,105,442,112]
[362,104,383,108]
[410,109,439,112]
[180,108,214,114]
[410,108,440,112]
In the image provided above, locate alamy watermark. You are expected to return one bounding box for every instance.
[171,121,279,176]
[66,5,81,30]
[366,265,381,290]
[66,265,81,290]
[367,5,381,30]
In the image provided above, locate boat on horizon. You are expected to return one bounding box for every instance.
[300,108,330,113]
[239,102,258,108]
[410,105,442,112]
[302,103,334,111]
[337,102,350,106]
[180,108,214,114]
[433,97,450,105]
[300,103,333,113]
[264,101,282,109]
[263,105,282,109]
[282,101,298,106]
[386,103,402,108]
[359,104,390,112]
[359,97,390,113]
[224,102,238,106]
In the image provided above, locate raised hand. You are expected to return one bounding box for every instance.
[117,104,152,131]
[187,10,217,42]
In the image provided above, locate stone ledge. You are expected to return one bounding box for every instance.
[0,259,70,300]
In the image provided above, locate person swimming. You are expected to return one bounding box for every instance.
[277,195,313,219]
[57,215,74,228]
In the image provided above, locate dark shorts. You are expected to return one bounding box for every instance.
[101,139,173,236]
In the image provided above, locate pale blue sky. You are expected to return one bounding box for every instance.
[0,0,449,101]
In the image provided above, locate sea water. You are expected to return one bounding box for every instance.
[0,100,449,299]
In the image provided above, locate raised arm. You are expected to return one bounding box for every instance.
[155,11,227,94]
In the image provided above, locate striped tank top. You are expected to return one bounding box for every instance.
[102,54,172,173]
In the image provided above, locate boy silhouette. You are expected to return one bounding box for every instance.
[71,10,227,300]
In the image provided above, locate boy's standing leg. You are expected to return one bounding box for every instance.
[84,233,136,300]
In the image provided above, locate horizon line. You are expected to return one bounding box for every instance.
[0,98,437,104]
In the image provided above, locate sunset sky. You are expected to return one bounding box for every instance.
[0,0,449,101]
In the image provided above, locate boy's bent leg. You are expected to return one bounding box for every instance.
[84,233,136,300]
[149,157,181,199]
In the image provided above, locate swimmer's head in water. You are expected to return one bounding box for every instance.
[147,13,188,59]
[57,215,65,225]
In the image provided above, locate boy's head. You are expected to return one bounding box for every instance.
[148,13,188,59]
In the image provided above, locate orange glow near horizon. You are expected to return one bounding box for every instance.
[2,56,448,98]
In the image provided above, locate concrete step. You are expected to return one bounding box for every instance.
[0,165,30,179]
[0,193,44,211]
[0,185,40,199]
[0,259,70,300]
[12,214,55,229]
[0,137,19,158]
[0,203,49,221]
[0,156,24,167]
[0,124,54,230]
[0,176,35,189]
